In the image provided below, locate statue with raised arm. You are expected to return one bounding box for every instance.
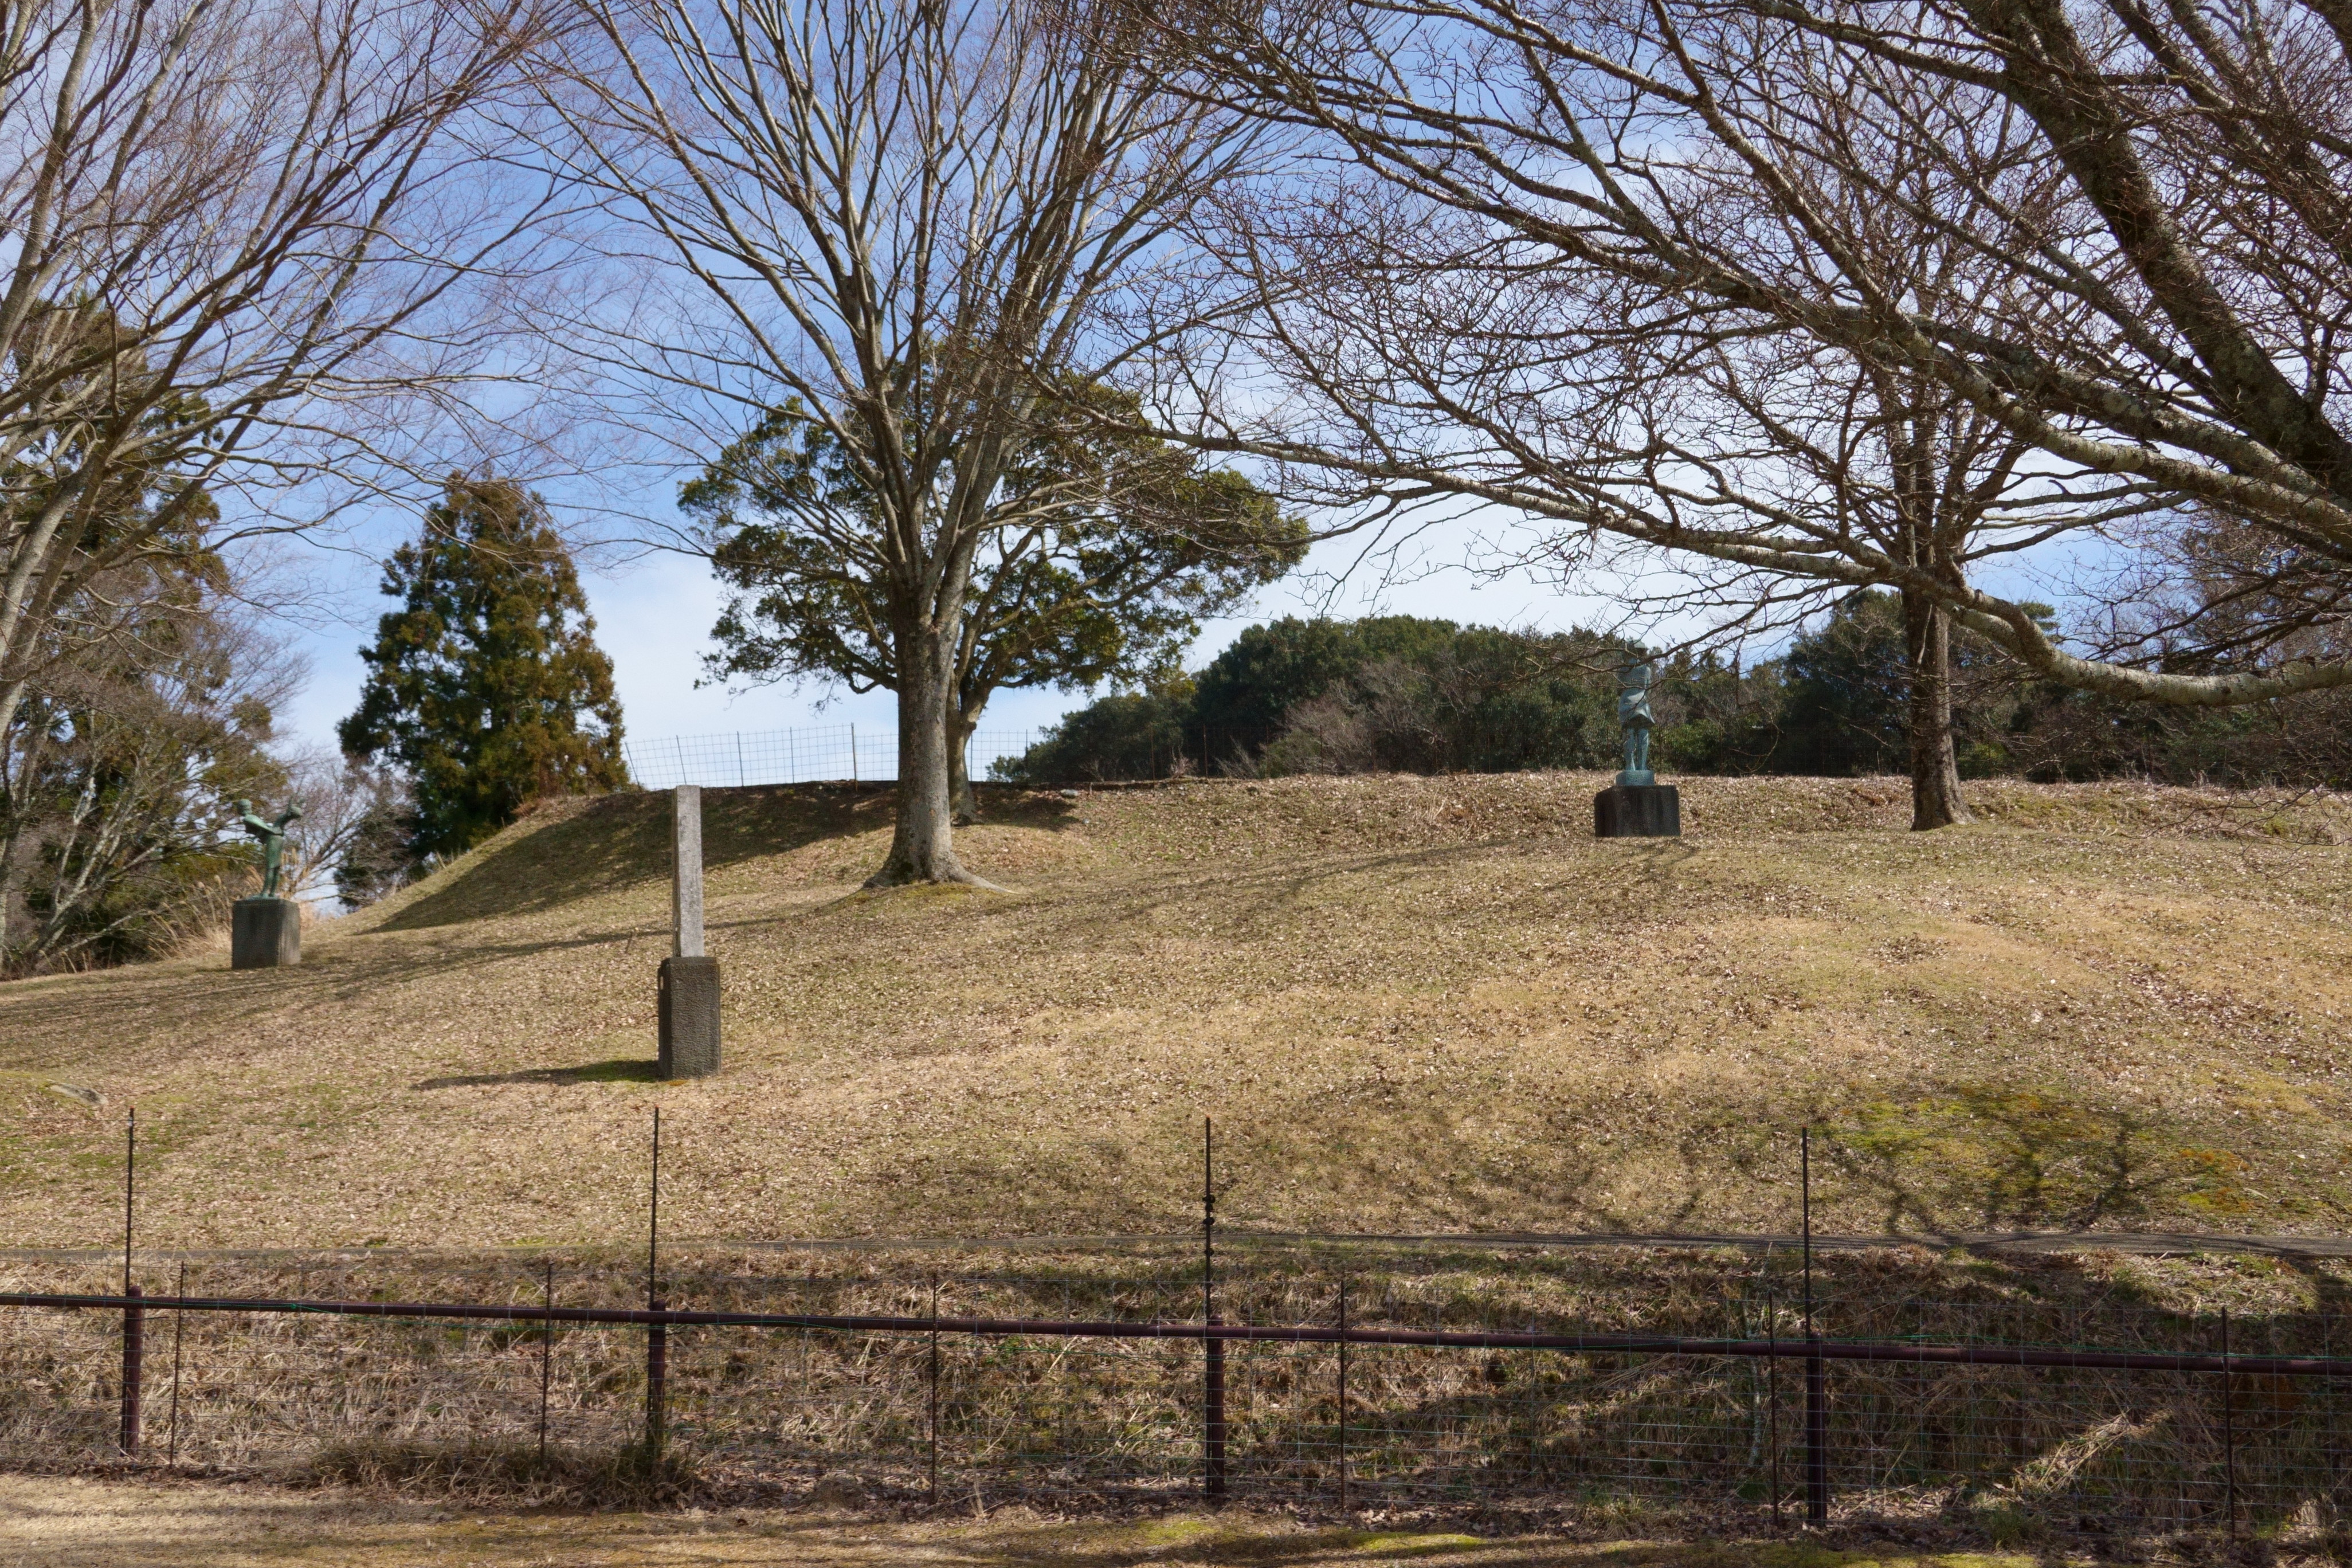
[235,799,303,900]
[1616,661,1655,785]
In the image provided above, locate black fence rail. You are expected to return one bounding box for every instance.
[6,1262,2352,1539]
[18,1287,2352,1373]
[9,1115,2350,1539]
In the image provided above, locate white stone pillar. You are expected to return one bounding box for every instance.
[672,785,704,958]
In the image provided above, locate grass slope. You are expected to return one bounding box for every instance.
[0,774,2346,1250]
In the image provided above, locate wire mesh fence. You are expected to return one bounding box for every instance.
[620,726,1044,790]
[6,1242,2352,1540]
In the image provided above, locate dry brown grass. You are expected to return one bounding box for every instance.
[0,1472,2085,1567]
[0,773,2346,1251]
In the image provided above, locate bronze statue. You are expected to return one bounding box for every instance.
[236,800,303,899]
[1617,661,1655,784]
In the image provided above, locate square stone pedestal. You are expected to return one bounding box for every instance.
[1594,783,1681,838]
[658,956,722,1079]
[231,897,301,969]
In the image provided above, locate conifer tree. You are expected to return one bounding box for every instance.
[339,477,626,862]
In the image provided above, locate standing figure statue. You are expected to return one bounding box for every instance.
[236,800,304,899]
[1617,661,1655,785]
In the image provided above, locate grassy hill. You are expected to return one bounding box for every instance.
[1,772,2347,1251]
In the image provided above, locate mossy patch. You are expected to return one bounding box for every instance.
[1340,1531,1488,1557]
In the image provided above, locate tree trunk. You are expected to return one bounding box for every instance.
[0,676,29,958]
[948,709,979,826]
[867,628,992,887]
[1902,588,1973,830]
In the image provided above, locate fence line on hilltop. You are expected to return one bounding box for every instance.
[620,726,1045,791]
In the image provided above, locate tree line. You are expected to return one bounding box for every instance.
[1002,609,2352,789]
[7,0,2352,969]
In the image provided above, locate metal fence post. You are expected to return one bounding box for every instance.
[119,1283,143,1455]
[928,1279,941,1505]
[1802,1128,1826,1525]
[1336,1275,1349,1515]
[646,1299,668,1460]
[2222,1307,2236,1538]
[118,1107,140,1457]
[166,1263,185,1466]
[645,1108,665,1463]
[1767,1279,1781,1528]
[1202,1117,1226,1506]
[1804,1339,1826,1524]
[1205,1319,1226,1504]
[539,1260,554,1465]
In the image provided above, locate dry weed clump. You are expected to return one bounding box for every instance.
[304,1438,696,1507]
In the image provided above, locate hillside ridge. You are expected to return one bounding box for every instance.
[0,771,2342,1252]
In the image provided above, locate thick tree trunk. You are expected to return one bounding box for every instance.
[1902,588,1973,830]
[948,709,979,825]
[867,628,993,888]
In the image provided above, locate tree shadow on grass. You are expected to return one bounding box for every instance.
[1819,1084,2256,1235]
[412,1059,657,1090]
[372,784,1077,933]
[0,928,672,1061]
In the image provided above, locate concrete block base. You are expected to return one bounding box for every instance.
[658,956,722,1080]
[1594,784,1682,838]
[230,897,301,969]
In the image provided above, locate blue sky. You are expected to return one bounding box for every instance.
[269,484,2093,777]
[268,508,1620,762]
[266,457,2092,770]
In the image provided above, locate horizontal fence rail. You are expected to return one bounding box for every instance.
[9,1264,2352,1547]
[7,1292,2351,1378]
[23,1118,2345,1538]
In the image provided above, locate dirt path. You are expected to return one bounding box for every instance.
[0,1476,2026,1568]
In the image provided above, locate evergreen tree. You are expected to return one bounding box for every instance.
[339,477,626,862]
[1769,595,1915,777]
[1189,617,1461,759]
[688,378,1304,821]
[1766,593,2051,779]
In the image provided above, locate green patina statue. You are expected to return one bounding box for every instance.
[236,800,304,899]
[1617,661,1656,785]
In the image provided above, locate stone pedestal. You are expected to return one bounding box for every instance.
[1594,783,1681,838]
[658,956,721,1080]
[230,897,301,968]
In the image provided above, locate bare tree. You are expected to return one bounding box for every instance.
[1601,84,2154,826]
[1162,0,2352,724]
[0,0,557,759]
[541,0,1257,885]
[0,597,293,974]
[278,752,410,907]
